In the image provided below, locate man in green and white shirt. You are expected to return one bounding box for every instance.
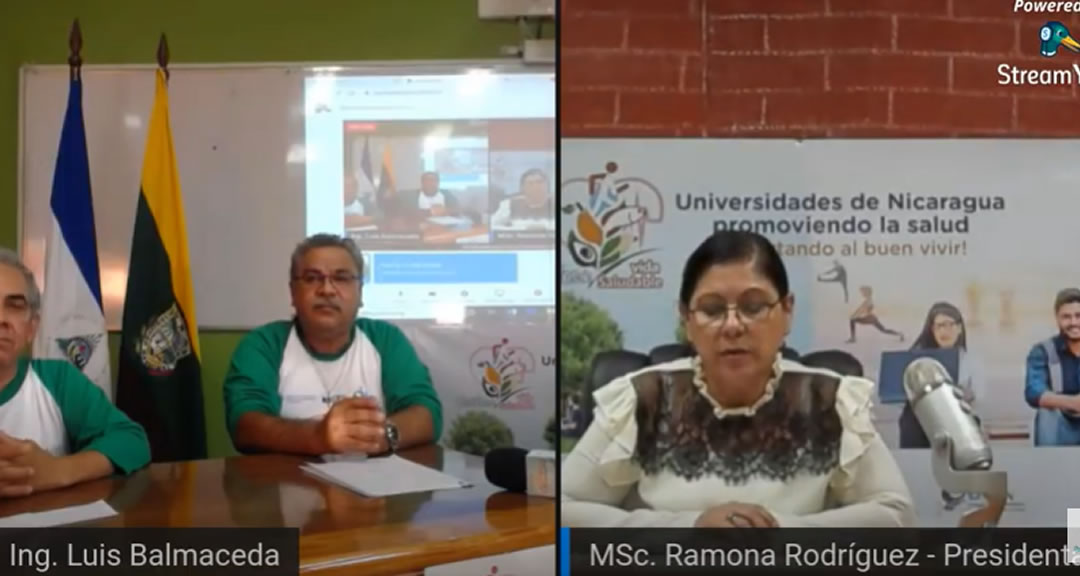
[224,234,442,456]
[0,249,150,498]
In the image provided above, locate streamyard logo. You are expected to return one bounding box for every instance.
[560,162,665,289]
[466,338,536,410]
[1039,21,1080,56]
[998,21,1080,85]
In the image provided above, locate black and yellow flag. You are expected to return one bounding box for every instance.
[116,68,206,462]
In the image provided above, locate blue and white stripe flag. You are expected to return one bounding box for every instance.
[34,72,111,398]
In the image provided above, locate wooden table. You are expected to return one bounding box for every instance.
[0,446,556,575]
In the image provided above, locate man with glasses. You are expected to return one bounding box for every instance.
[0,248,150,498]
[224,234,441,456]
[1025,287,1080,446]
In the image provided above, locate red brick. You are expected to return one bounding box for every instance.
[627,16,702,52]
[620,92,706,125]
[954,57,1074,95]
[769,16,892,51]
[708,126,830,137]
[829,0,947,15]
[708,18,766,52]
[682,56,706,92]
[562,52,684,90]
[706,0,825,16]
[1017,97,1080,134]
[565,0,698,15]
[560,90,618,125]
[952,0,1043,19]
[897,18,1016,54]
[705,93,764,127]
[766,91,889,125]
[830,54,948,89]
[708,54,826,90]
[892,92,1012,129]
[562,15,626,50]
[826,126,955,137]
[574,125,686,137]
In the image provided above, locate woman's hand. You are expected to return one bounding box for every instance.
[694,502,778,528]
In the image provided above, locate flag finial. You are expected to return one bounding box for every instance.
[157,33,170,80]
[68,19,83,78]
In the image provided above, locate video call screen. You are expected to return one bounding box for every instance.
[304,70,555,321]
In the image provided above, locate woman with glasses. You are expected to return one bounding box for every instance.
[561,230,915,528]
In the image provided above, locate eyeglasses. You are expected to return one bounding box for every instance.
[293,272,360,289]
[688,299,781,327]
[933,319,959,330]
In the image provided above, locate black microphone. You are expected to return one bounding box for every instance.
[484,447,555,498]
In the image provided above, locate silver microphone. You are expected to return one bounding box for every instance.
[903,357,992,471]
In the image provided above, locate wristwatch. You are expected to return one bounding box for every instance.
[384,421,400,453]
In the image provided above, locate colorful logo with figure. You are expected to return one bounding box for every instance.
[56,334,103,371]
[560,161,665,289]
[1041,21,1080,57]
[468,338,536,410]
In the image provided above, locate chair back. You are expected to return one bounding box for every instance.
[581,350,651,431]
[799,349,864,378]
[648,343,695,365]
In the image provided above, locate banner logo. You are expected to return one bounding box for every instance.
[135,303,192,376]
[469,338,536,410]
[560,161,664,289]
[56,334,102,372]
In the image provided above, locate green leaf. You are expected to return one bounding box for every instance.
[601,236,620,258]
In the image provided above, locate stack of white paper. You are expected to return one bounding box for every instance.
[0,500,117,528]
[302,455,471,497]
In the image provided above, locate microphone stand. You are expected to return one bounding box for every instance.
[931,435,1008,528]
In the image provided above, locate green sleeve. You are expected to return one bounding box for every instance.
[223,322,289,442]
[360,319,443,442]
[34,360,151,475]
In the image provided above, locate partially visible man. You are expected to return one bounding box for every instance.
[1025,287,1080,446]
[492,168,555,230]
[416,171,457,217]
[0,248,150,498]
[224,234,441,455]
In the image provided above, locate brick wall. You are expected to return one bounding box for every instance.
[561,0,1080,137]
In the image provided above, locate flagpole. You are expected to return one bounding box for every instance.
[157,33,170,82]
[68,18,82,81]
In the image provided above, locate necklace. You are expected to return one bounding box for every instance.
[302,327,360,406]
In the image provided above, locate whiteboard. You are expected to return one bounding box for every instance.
[18,60,534,329]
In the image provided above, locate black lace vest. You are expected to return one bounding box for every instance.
[630,367,844,484]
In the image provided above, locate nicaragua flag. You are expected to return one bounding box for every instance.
[34,72,112,399]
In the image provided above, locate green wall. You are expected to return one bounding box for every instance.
[1,0,522,458]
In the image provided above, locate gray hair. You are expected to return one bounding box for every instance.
[290,234,364,280]
[0,247,41,315]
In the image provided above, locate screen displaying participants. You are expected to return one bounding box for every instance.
[304,70,555,321]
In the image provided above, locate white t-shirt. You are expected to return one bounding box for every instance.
[417,191,446,210]
[344,198,366,216]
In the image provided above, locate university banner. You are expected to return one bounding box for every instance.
[400,319,556,451]
[116,69,206,462]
